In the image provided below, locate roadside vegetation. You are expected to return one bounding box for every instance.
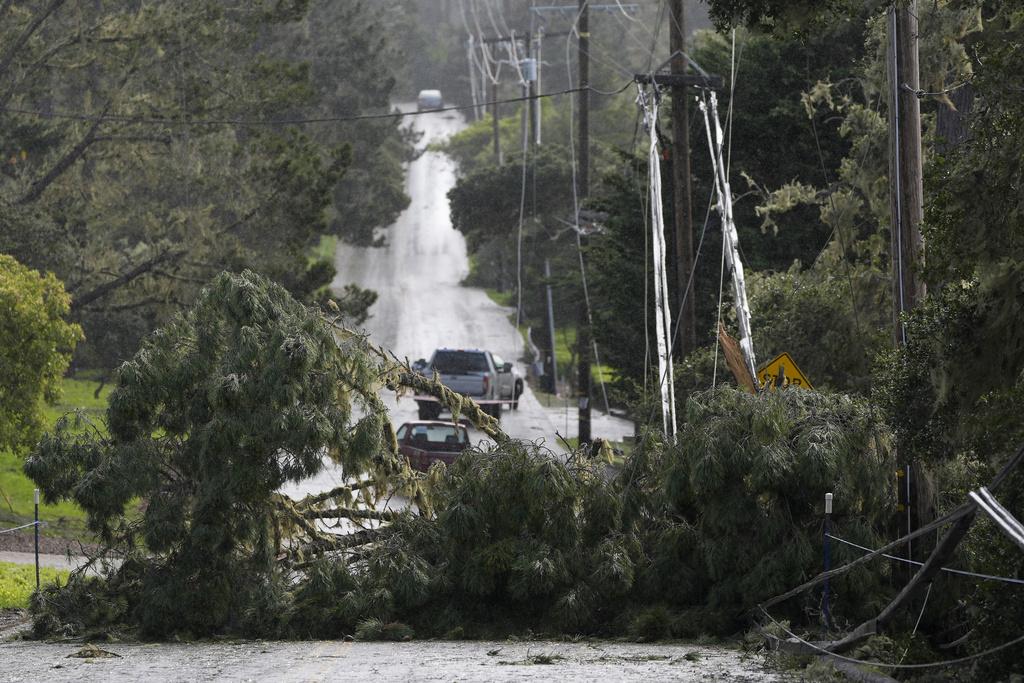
[0,378,109,536]
[24,272,896,645]
[0,562,68,610]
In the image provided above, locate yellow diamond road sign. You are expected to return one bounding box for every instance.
[758,352,813,390]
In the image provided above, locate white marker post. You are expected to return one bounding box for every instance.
[823,492,833,629]
[34,488,40,590]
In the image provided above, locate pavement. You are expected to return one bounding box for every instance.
[330,105,634,450]
[0,638,791,682]
[0,552,80,571]
[281,105,634,502]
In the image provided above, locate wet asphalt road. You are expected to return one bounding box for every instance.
[0,637,790,682]
[330,105,633,449]
[281,105,631,502]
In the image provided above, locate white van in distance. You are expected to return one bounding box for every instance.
[416,89,443,111]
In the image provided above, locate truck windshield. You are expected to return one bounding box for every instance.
[432,351,489,374]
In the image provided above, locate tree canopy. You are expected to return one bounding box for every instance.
[0,253,81,455]
[0,0,408,371]
[27,269,405,636]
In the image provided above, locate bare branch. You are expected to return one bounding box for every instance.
[70,248,185,310]
[17,100,111,205]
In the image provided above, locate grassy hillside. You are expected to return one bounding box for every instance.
[0,378,111,538]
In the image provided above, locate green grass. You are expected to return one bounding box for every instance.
[309,234,338,264]
[0,561,69,609]
[553,325,616,387]
[480,293,617,391]
[0,378,111,538]
[485,288,515,307]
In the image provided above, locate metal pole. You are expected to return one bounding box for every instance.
[887,1,925,346]
[535,30,543,145]
[34,488,40,590]
[824,492,833,630]
[545,259,559,395]
[491,80,501,165]
[906,461,913,562]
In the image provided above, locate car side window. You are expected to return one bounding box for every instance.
[396,425,408,440]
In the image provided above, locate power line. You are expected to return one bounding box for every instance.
[0,82,633,128]
[827,533,1024,586]
[760,606,1024,671]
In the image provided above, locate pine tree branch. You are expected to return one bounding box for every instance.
[301,507,398,522]
[295,481,377,509]
[0,0,67,81]
[287,527,389,560]
[15,98,110,205]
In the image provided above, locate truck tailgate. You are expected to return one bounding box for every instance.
[440,372,487,397]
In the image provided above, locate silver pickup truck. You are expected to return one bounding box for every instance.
[413,348,522,421]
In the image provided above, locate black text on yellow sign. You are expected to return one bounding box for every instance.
[757,351,813,390]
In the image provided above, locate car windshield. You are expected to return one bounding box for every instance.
[408,424,468,445]
[432,351,489,374]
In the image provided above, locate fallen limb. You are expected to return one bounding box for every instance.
[295,481,376,509]
[288,527,390,560]
[301,507,398,522]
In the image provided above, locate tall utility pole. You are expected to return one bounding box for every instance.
[491,79,502,164]
[576,0,592,447]
[888,1,924,345]
[888,2,927,568]
[669,0,695,359]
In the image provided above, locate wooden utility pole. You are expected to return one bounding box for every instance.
[669,0,695,359]
[888,1,930,570]
[887,2,925,346]
[577,0,592,447]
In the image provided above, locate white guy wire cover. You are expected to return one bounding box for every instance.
[638,86,677,436]
[700,91,758,384]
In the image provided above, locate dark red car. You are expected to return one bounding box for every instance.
[397,420,470,471]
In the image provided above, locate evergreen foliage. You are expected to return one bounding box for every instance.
[627,388,895,632]
[24,272,898,643]
[26,270,400,637]
[0,0,407,370]
[873,5,1024,675]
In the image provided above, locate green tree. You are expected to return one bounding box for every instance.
[872,8,1024,674]
[26,269,401,637]
[0,254,82,455]
[0,0,402,371]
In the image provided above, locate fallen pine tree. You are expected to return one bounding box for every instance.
[26,269,899,645]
